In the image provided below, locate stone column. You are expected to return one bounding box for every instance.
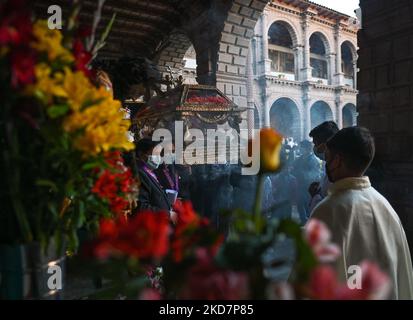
[301,13,312,81]
[246,46,255,137]
[293,45,303,81]
[263,93,271,128]
[302,84,312,138]
[328,53,336,85]
[261,11,271,75]
[335,93,343,129]
[251,36,258,76]
[334,23,344,85]
[352,58,358,89]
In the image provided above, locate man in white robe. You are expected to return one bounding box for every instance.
[310,126,413,300]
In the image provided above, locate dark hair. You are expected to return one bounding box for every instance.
[135,138,159,156]
[309,121,339,143]
[326,126,375,174]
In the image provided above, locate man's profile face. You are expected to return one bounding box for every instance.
[325,148,342,182]
[313,137,323,147]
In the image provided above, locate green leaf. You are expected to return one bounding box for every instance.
[36,179,58,192]
[47,104,70,119]
[277,219,318,281]
[82,161,102,171]
[76,201,86,228]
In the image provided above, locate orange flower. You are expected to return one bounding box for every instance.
[256,128,283,173]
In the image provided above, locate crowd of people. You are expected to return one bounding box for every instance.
[128,121,413,299]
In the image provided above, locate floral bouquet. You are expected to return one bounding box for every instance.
[0,0,136,251]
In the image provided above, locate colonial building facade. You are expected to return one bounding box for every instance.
[250,0,359,140]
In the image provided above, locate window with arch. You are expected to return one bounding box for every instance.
[270,98,301,140]
[268,22,295,77]
[341,42,356,88]
[342,103,357,127]
[310,101,333,129]
[310,33,328,80]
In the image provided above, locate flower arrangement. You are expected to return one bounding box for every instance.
[186,96,228,105]
[0,0,136,250]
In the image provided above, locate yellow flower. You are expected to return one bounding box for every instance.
[32,20,73,62]
[61,68,95,111]
[25,63,66,101]
[257,128,283,173]
[62,74,134,156]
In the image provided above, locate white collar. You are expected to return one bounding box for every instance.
[328,176,371,195]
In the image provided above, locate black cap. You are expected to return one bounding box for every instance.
[135,138,160,154]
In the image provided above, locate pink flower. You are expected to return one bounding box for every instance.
[139,288,162,300]
[180,248,249,300]
[339,261,391,300]
[309,266,340,300]
[305,219,340,263]
[309,262,391,300]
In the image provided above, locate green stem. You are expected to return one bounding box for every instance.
[253,173,264,222]
[4,111,33,243]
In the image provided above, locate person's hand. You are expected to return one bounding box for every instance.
[309,181,321,197]
[170,210,178,225]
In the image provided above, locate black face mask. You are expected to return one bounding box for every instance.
[325,156,338,183]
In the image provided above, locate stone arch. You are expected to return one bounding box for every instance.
[309,31,332,55]
[310,101,334,130]
[309,32,331,81]
[270,97,301,140]
[154,30,194,79]
[216,0,269,108]
[267,20,297,78]
[340,39,357,58]
[341,40,357,88]
[342,103,357,127]
[266,18,300,47]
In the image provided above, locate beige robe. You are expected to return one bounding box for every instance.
[310,176,413,300]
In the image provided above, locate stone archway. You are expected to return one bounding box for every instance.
[154,31,194,80]
[267,20,297,80]
[215,1,269,108]
[341,41,357,88]
[342,103,357,127]
[309,32,331,82]
[270,98,301,140]
[310,101,333,130]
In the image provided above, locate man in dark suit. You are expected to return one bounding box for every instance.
[134,138,172,215]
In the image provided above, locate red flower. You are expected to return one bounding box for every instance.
[309,262,391,300]
[186,96,228,105]
[92,212,171,260]
[92,170,118,199]
[174,200,200,230]
[0,1,33,46]
[92,153,137,216]
[139,288,162,300]
[180,248,249,300]
[10,48,36,88]
[73,39,92,78]
[171,201,224,263]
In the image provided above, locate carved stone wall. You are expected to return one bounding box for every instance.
[358,0,413,251]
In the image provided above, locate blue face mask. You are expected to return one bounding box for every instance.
[313,144,326,161]
[147,155,161,170]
